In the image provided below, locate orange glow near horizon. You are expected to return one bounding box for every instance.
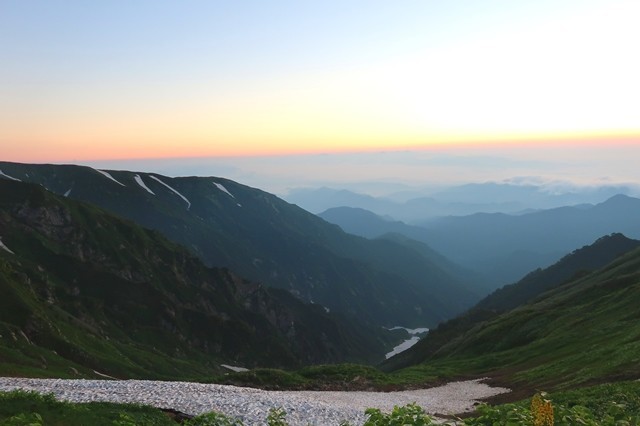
[4,131,639,164]
[2,1,639,166]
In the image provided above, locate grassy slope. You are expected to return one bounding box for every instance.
[0,391,177,426]
[391,247,640,390]
[476,233,640,312]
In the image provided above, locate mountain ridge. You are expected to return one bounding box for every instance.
[0,179,395,378]
[0,161,478,328]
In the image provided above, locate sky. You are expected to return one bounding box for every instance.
[1,0,639,193]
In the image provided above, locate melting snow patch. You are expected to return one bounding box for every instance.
[93,370,118,380]
[134,174,155,195]
[385,336,421,359]
[64,189,72,197]
[0,169,21,182]
[0,237,14,255]
[221,364,249,373]
[95,169,125,186]
[213,182,235,198]
[149,176,191,210]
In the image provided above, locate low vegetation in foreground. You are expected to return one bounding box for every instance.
[210,363,452,391]
[1,381,639,425]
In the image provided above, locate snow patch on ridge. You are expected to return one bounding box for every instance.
[95,169,125,186]
[149,176,191,210]
[0,169,21,182]
[0,237,15,255]
[134,174,155,195]
[213,182,235,198]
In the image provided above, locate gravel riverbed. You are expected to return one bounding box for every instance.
[0,377,510,425]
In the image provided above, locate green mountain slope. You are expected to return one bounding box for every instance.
[0,180,392,379]
[385,241,640,390]
[0,162,478,327]
[476,233,640,312]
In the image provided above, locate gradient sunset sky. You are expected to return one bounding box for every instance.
[2,0,639,166]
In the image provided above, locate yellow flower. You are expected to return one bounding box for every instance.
[531,393,554,426]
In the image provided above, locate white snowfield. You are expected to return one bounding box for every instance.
[0,237,14,254]
[149,175,191,210]
[134,174,155,195]
[385,336,422,359]
[214,182,235,198]
[0,378,509,425]
[0,169,21,182]
[95,169,126,186]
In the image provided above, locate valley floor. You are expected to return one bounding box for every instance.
[0,377,509,425]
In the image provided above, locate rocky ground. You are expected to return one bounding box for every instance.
[0,377,509,425]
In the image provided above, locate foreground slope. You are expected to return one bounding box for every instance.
[0,180,391,379]
[386,238,640,389]
[0,162,478,327]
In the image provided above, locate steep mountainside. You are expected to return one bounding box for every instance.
[0,180,393,379]
[385,240,640,389]
[476,233,640,312]
[318,207,487,290]
[0,162,478,327]
[319,207,432,241]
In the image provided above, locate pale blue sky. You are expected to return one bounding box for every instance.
[2,0,638,162]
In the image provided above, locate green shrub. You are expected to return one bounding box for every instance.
[184,411,244,426]
[2,412,43,426]
[266,407,288,426]
[364,403,435,425]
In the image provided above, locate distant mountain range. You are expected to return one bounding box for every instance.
[383,233,640,389]
[0,162,478,328]
[0,180,399,378]
[321,195,640,287]
[287,183,635,222]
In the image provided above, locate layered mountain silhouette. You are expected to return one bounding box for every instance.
[321,196,640,287]
[287,183,634,221]
[0,162,478,328]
